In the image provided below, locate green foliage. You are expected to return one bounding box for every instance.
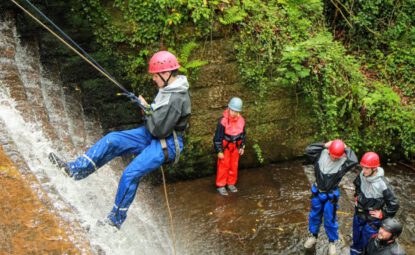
[173,41,208,76]
[219,5,247,25]
[278,32,362,139]
[231,0,324,97]
[320,0,415,158]
[276,30,415,158]
[253,143,265,164]
[75,0,256,91]
[46,0,415,161]
[325,0,415,97]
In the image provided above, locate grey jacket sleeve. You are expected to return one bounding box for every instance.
[145,93,183,138]
[343,148,358,172]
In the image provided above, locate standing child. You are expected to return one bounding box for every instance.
[213,97,246,196]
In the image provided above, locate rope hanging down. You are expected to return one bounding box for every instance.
[9,0,126,92]
[21,0,113,79]
[9,1,177,254]
[9,0,148,111]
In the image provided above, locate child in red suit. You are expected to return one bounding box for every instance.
[213,97,246,196]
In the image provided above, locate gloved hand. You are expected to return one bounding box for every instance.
[123,92,142,105]
[119,92,151,114]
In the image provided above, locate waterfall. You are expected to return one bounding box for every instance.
[0,16,173,254]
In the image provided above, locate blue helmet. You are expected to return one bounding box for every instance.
[228,97,243,112]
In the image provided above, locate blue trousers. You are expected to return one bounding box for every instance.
[308,185,340,241]
[350,214,380,255]
[67,126,183,226]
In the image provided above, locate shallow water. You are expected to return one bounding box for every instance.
[148,162,311,254]
[148,162,415,255]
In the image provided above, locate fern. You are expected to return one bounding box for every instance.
[179,41,198,64]
[219,6,247,25]
[171,41,208,75]
[184,60,209,69]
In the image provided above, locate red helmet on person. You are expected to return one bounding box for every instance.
[329,139,345,158]
[360,152,380,168]
[148,51,180,74]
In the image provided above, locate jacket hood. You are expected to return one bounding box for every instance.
[160,75,189,93]
[362,167,385,183]
[151,75,189,110]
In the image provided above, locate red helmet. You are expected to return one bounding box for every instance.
[360,152,380,168]
[329,139,345,158]
[148,51,180,74]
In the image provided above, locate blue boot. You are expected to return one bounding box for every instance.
[106,207,127,229]
[107,213,122,229]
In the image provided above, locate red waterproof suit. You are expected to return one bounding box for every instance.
[213,109,246,187]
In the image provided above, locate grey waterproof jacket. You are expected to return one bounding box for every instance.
[304,142,358,192]
[145,75,191,138]
[354,167,399,220]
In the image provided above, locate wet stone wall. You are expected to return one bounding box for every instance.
[179,38,316,177]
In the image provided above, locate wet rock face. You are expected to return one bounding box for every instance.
[0,147,84,254]
[181,39,316,177]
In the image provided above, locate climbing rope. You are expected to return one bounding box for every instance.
[20,0,113,79]
[10,1,178,253]
[160,165,177,255]
[9,0,129,94]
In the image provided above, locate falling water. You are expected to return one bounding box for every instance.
[0,16,174,254]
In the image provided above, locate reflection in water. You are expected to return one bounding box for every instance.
[152,162,311,254]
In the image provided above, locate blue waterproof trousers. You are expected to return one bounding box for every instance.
[308,185,340,241]
[350,214,381,255]
[67,126,183,227]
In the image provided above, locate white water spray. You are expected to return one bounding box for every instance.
[0,17,174,254]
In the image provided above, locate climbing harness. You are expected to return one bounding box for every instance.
[172,131,180,165]
[160,130,181,165]
[10,0,178,252]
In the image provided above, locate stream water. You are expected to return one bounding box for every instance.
[147,162,415,255]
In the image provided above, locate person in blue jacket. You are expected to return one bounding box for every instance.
[304,140,358,255]
[49,51,191,229]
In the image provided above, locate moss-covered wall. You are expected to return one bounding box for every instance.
[170,38,315,178]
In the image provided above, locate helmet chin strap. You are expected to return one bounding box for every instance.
[368,168,377,177]
[158,72,172,88]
